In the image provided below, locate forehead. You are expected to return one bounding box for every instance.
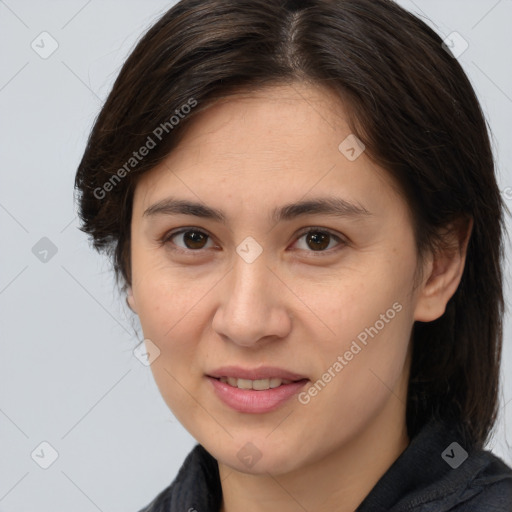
[132,83,407,222]
[174,82,353,152]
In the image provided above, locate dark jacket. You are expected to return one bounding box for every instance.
[137,417,512,511]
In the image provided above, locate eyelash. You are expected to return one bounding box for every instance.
[160,226,346,256]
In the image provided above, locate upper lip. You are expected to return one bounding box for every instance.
[207,366,308,381]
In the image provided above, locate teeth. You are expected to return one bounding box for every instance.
[218,377,294,390]
[236,378,252,389]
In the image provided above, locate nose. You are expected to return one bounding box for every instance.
[211,252,293,347]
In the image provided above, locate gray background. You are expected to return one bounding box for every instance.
[0,1,511,511]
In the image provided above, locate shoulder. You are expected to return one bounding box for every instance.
[426,448,512,511]
[357,417,512,512]
[452,449,512,510]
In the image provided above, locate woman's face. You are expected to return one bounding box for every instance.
[128,83,430,475]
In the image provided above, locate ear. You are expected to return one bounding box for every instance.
[126,286,138,314]
[414,216,473,322]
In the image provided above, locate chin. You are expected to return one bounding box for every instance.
[211,438,302,475]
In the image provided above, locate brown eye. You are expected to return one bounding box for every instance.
[182,231,209,249]
[165,229,213,251]
[305,231,330,251]
[294,228,344,253]
[163,227,345,255]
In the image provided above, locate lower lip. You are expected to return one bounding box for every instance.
[207,376,309,413]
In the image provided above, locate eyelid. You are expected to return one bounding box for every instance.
[161,226,347,255]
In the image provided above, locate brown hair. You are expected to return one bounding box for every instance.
[74,0,508,449]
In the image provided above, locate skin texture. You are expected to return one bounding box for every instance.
[127,83,472,512]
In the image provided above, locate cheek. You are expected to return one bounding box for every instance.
[305,251,415,392]
[310,258,412,339]
[135,271,207,420]
[132,263,217,384]
[300,300,412,441]
[315,291,410,381]
[131,251,199,334]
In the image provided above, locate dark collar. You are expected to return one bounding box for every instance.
[155,417,502,512]
[356,416,471,511]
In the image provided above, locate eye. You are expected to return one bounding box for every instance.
[292,227,345,254]
[162,228,215,252]
[161,226,346,255]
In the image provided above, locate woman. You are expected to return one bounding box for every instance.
[74,0,512,510]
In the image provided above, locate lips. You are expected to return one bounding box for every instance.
[206,365,310,413]
[207,376,309,413]
[207,365,308,382]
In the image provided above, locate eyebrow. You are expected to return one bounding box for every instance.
[143,196,372,223]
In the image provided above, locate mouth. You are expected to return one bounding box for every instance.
[211,376,308,390]
[207,365,309,389]
[206,366,310,413]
